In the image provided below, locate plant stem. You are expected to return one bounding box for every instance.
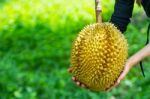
[95,0,102,23]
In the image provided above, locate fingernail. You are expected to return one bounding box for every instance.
[72,77,76,81]
[76,81,80,86]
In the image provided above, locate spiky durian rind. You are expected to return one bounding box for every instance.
[70,23,128,91]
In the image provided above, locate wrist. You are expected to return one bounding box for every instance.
[125,58,134,69]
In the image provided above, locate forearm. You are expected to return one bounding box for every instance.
[127,44,150,68]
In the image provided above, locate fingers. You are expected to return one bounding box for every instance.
[72,77,76,81]
[118,74,125,81]
[76,81,80,86]
[114,79,120,88]
[72,77,80,86]
[118,68,128,82]
[107,65,130,91]
[106,79,120,91]
[76,81,86,88]
[106,86,113,91]
[71,76,87,88]
[110,71,126,90]
[81,84,86,88]
[68,68,73,73]
[69,68,87,89]
[106,71,123,91]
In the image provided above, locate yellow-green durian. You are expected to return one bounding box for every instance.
[69,23,128,91]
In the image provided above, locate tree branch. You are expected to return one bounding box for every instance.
[95,0,102,23]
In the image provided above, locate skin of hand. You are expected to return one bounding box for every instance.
[68,58,137,91]
[68,68,87,88]
[68,61,132,91]
[109,43,150,90]
[107,60,131,91]
[68,44,150,90]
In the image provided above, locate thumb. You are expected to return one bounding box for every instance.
[118,66,129,81]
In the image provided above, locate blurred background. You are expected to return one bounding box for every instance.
[0,0,150,98]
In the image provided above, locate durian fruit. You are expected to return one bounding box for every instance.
[69,23,128,91]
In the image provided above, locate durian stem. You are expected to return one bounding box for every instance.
[95,0,102,23]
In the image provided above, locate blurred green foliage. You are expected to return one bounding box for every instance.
[0,0,150,99]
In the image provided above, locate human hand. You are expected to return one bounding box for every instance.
[107,62,131,91]
[68,61,132,91]
[68,43,150,91]
[68,68,88,89]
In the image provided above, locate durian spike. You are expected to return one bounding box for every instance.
[95,0,102,23]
